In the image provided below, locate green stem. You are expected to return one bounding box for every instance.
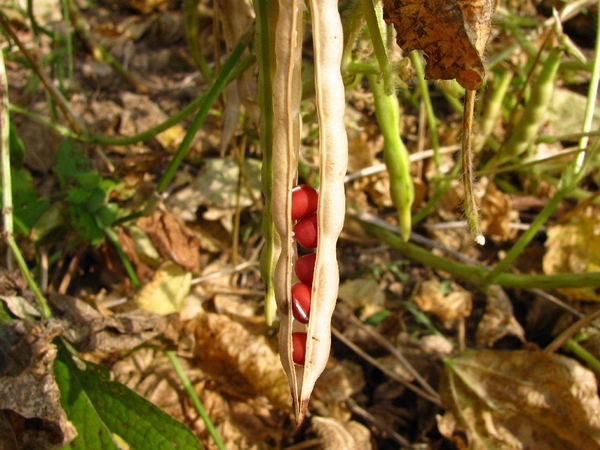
[483,187,566,284]
[166,351,225,450]
[254,0,278,325]
[355,215,600,291]
[155,38,249,195]
[562,339,600,377]
[575,0,600,171]
[104,227,140,290]
[59,0,75,89]
[183,0,213,82]
[360,0,394,95]
[0,48,51,318]
[410,51,441,169]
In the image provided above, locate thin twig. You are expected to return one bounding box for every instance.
[331,326,443,407]
[342,313,439,399]
[0,13,86,134]
[346,398,412,448]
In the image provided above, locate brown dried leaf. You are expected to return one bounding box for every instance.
[48,293,180,352]
[312,417,372,449]
[440,350,600,449]
[480,182,519,243]
[137,209,201,273]
[475,286,525,347]
[190,312,291,412]
[312,360,366,420]
[0,321,76,449]
[412,279,472,327]
[543,216,600,301]
[383,0,494,90]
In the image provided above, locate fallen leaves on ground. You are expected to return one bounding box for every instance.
[439,349,600,449]
[543,215,600,301]
[412,279,472,327]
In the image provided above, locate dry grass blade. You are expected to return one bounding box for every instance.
[331,326,442,406]
[462,89,484,245]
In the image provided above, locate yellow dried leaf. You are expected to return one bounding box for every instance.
[191,312,291,412]
[312,417,372,450]
[480,182,518,243]
[440,350,600,449]
[543,216,600,301]
[134,262,191,315]
[412,279,472,327]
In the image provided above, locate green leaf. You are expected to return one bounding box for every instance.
[55,342,202,449]
[31,204,68,244]
[54,141,91,187]
[68,186,92,205]
[95,203,118,228]
[69,204,104,244]
[74,172,102,191]
[8,167,50,234]
[9,119,25,168]
[86,188,108,213]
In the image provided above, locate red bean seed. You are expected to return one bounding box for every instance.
[293,213,318,248]
[292,332,308,365]
[295,253,316,286]
[291,283,311,323]
[291,185,318,221]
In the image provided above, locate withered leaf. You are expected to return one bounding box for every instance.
[137,209,201,273]
[191,312,291,412]
[543,215,600,301]
[48,293,180,352]
[0,321,76,449]
[312,417,372,449]
[383,0,494,90]
[440,350,600,449]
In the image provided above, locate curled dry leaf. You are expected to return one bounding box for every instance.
[312,417,372,450]
[440,350,600,449]
[543,215,600,301]
[476,286,525,347]
[190,312,291,412]
[480,182,519,242]
[137,210,201,273]
[48,293,181,352]
[0,295,40,319]
[134,262,192,315]
[0,320,76,449]
[412,279,472,327]
[382,0,494,90]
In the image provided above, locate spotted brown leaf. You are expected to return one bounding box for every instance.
[383,0,494,90]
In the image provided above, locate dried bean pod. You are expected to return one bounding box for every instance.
[272,0,347,425]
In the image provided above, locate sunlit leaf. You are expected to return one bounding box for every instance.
[440,350,600,449]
